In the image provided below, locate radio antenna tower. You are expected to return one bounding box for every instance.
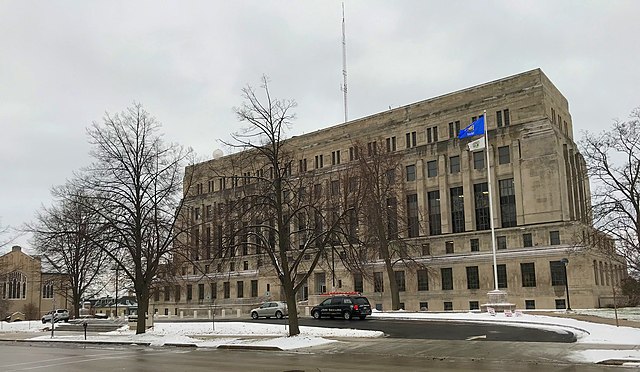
[341,2,348,123]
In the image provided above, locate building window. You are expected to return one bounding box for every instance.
[441,268,453,290]
[549,231,560,245]
[353,273,364,293]
[243,261,249,271]
[448,121,461,139]
[367,141,377,156]
[469,301,480,310]
[449,156,460,174]
[174,285,181,302]
[223,282,230,299]
[550,261,566,286]
[385,169,396,185]
[504,109,510,126]
[251,279,258,297]
[444,301,453,311]
[374,272,384,292]
[525,300,536,309]
[299,158,307,173]
[593,260,599,285]
[427,127,439,143]
[406,164,416,181]
[521,263,537,287]
[499,178,517,228]
[331,180,340,196]
[466,266,480,289]
[406,131,417,148]
[470,238,479,252]
[421,243,431,256]
[474,182,490,230]
[555,299,566,310]
[496,109,510,128]
[417,269,429,291]
[237,281,244,298]
[315,154,324,169]
[473,151,485,170]
[498,146,510,165]
[198,283,205,300]
[497,264,507,288]
[164,286,171,301]
[42,281,54,299]
[427,191,441,235]
[450,186,465,233]
[420,302,428,311]
[211,283,217,299]
[331,150,341,165]
[349,146,359,161]
[497,236,507,250]
[523,233,533,247]
[427,160,438,178]
[445,241,454,254]
[186,285,193,301]
[395,271,406,292]
[386,136,397,152]
[230,262,235,272]
[406,194,419,238]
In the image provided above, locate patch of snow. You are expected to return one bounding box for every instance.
[0,320,46,333]
[568,349,640,364]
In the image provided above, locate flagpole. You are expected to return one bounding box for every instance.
[484,109,499,291]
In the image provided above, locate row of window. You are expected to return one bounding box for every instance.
[1,272,27,300]
[191,111,513,196]
[377,297,562,312]
[154,280,269,302]
[358,261,567,294]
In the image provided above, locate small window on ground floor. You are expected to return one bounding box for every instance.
[375,303,383,311]
[419,302,428,311]
[444,301,453,311]
[525,300,536,309]
[555,299,566,310]
[399,302,405,310]
[164,308,169,315]
[469,301,479,310]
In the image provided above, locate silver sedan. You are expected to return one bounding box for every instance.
[250,301,288,319]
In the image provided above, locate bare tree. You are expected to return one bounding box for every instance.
[81,103,193,334]
[580,107,640,276]
[27,181,110,318]
[337,140,423,310]
[217,76,350,336]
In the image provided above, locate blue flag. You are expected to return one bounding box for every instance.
[459,115,485,139]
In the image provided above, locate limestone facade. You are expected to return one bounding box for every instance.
[151,69,626,317]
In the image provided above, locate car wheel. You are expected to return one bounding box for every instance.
[359,315,367,320]
[251,312,259,320]
[275,311,283,319]
[312,310,321,319]
[343,311,352,320]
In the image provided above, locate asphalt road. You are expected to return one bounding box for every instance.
[159,317,577,343]
[0,342,618,372]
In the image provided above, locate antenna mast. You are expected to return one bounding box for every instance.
[341,2,348,123]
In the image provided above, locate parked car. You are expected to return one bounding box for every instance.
[3,312,25,322]
[250,301,288,319]
[41,309,70,324]
[311,295,372,320]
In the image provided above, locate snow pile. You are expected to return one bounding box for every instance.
[0,320,46,333]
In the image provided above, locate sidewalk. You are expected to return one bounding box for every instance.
[535,311,640,329]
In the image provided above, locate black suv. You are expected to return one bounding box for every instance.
[311,295,372,320]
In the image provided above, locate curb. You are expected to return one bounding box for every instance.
[1,338,152,346]
[217,344,282,351]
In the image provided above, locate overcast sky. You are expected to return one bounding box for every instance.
[1,0,639,252]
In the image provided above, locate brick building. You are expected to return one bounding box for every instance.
[151,69,626,317]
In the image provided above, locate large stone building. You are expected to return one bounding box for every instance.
[151,69,627,317]
[0,245,70,319]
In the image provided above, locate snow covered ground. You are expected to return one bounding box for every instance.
[2,308,640,363]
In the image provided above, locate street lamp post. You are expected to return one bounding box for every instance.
[561,258,571,311]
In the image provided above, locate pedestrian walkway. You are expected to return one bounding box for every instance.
[535,311,640,329]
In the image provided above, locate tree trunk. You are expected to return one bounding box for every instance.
[384,257,400,310]
[284,284,300,336]
[136,288,149,334]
